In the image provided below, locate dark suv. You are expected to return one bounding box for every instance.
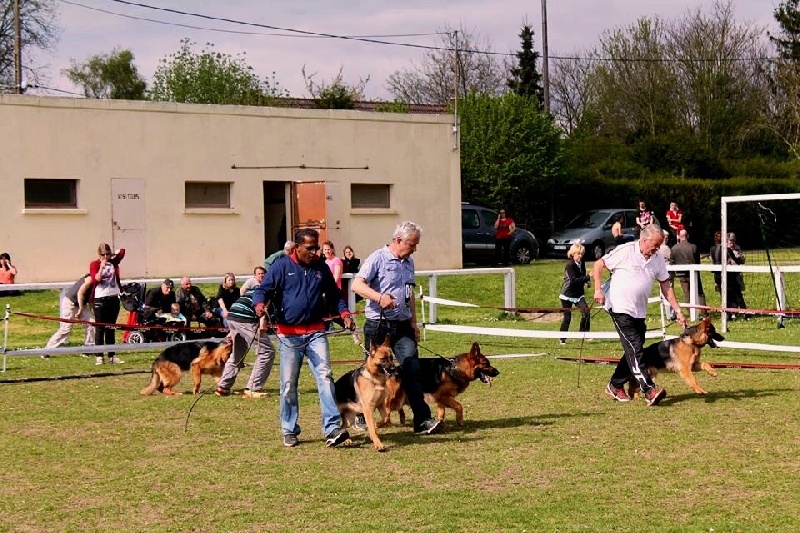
[461,203,539,265]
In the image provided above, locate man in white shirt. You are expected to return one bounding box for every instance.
[592,224,687,406]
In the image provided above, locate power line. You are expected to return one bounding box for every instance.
[59,0,444,40]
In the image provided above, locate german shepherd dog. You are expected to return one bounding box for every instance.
[627,317,724,398]
[386,341,500,427]
[140,337,233,396]
[334,334,397,452]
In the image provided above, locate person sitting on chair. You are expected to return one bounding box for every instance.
[142,278,176,322]
[175,277,216,327]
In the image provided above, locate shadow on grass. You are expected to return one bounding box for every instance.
[663,387,790,406]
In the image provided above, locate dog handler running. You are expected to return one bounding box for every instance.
[592,224,687,406]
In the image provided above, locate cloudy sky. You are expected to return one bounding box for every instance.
[35,0,780,99]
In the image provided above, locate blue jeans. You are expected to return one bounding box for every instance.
[278,331,341,438]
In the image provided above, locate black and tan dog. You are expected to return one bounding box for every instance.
[334,334,397,452]
[386,341,500,427]
[628,317,724,398]
[140,337,233,396]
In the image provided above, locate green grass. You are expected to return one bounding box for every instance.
[1,261,799,532]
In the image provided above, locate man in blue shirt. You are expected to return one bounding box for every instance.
[253,228,354,448]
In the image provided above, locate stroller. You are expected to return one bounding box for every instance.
[121,283,187,344]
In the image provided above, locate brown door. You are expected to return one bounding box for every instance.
[292,182,327,243]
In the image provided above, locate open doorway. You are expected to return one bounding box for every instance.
[263,181,288,257]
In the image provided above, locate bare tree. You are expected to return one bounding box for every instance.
[665,1,770,155]
[385,24,508,105]
[549,52,599,135]
[0,0,59,90]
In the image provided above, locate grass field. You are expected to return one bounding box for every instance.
[1,259,799,532]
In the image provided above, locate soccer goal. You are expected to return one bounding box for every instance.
[720,193,800,332]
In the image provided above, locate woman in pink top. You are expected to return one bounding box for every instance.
[322,241,344,289]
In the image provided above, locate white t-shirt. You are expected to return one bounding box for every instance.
[603,241,668,318]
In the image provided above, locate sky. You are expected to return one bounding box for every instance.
[30,0,781,99]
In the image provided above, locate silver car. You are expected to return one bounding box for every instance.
[546,209,639,260]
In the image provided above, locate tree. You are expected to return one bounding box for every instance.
[302,65,368,109]
[149,38,287,105]
[386,24,508,105]
[0,0,59,90]
[64,48,146,99]
[770,0,800,61]
[768,0,800,157]
[459,92,562,236]
[507,24,544,108]
[549,53,599,135]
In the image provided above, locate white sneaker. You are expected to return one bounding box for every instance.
[95,356,104,365]
[108,357,125,364]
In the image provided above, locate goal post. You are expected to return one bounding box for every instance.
[720,193,800,332]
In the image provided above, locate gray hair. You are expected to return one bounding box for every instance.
[283,240,296,252]
[640,224,663,241]
[393,221,422,241]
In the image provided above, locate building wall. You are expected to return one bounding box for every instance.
[0,96,461,282]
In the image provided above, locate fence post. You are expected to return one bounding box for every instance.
[504,268,515,314]
[428,274,438,324]
[2,303,10,373]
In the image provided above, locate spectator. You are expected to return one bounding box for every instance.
[671,229,707,316]
[0,252,18,284]
[710,230,723,292]
[558,243,591,345]
[214,273,239,326]
[322,241,344,289]
[494,208,516,266]
[611,214,634,246]
[252,228,354,448]
[156,302,187,326]
[215,291,276,399]
[240,266,266,296]
[665,201,685,243]
[341,245,361,303]
[175,277,216,328]
[592,225,686,406]
[142,279,176,322]
[43,273,95,358]
[660,229,677,320]
[263,240,296,271]
[725,233,748,320]
[89,244,126,365]
[635,200,655,231]
[351,221,444,436]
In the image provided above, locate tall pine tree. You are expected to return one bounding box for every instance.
[507,24,545,110]
[771,0,800,60]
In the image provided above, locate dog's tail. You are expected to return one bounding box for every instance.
[140,372,161,395]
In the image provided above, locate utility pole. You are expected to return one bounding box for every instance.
[14,0,23,94]
[540,0,550,115]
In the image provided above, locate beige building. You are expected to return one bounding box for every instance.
[0,95,461,282]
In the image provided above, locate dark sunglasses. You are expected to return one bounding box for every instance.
[303,245,320,252]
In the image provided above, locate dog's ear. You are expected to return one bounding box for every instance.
[382,333,392,348]
[470,342,481,357]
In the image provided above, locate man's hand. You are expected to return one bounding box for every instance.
[593,289,605,305]
[343,314,355,331]
[254,302,266,317]
[676,313,687,328]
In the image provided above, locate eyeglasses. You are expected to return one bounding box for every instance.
[303,245,320,252]
[100,253,111,257]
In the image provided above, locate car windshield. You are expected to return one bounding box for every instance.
[564,211,609,230]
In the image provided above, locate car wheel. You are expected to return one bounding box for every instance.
[513,244,534,265]
[591,241,605,260]
[127,331,145,344]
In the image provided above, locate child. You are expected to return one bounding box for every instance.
[157,303,187,326]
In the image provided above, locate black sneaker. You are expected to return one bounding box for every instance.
[415,418,443,435]
[325,428,349,448]
[283,434,299,447]
[352,414,367,431]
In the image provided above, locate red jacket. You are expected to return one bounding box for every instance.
[88,249,126,300]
